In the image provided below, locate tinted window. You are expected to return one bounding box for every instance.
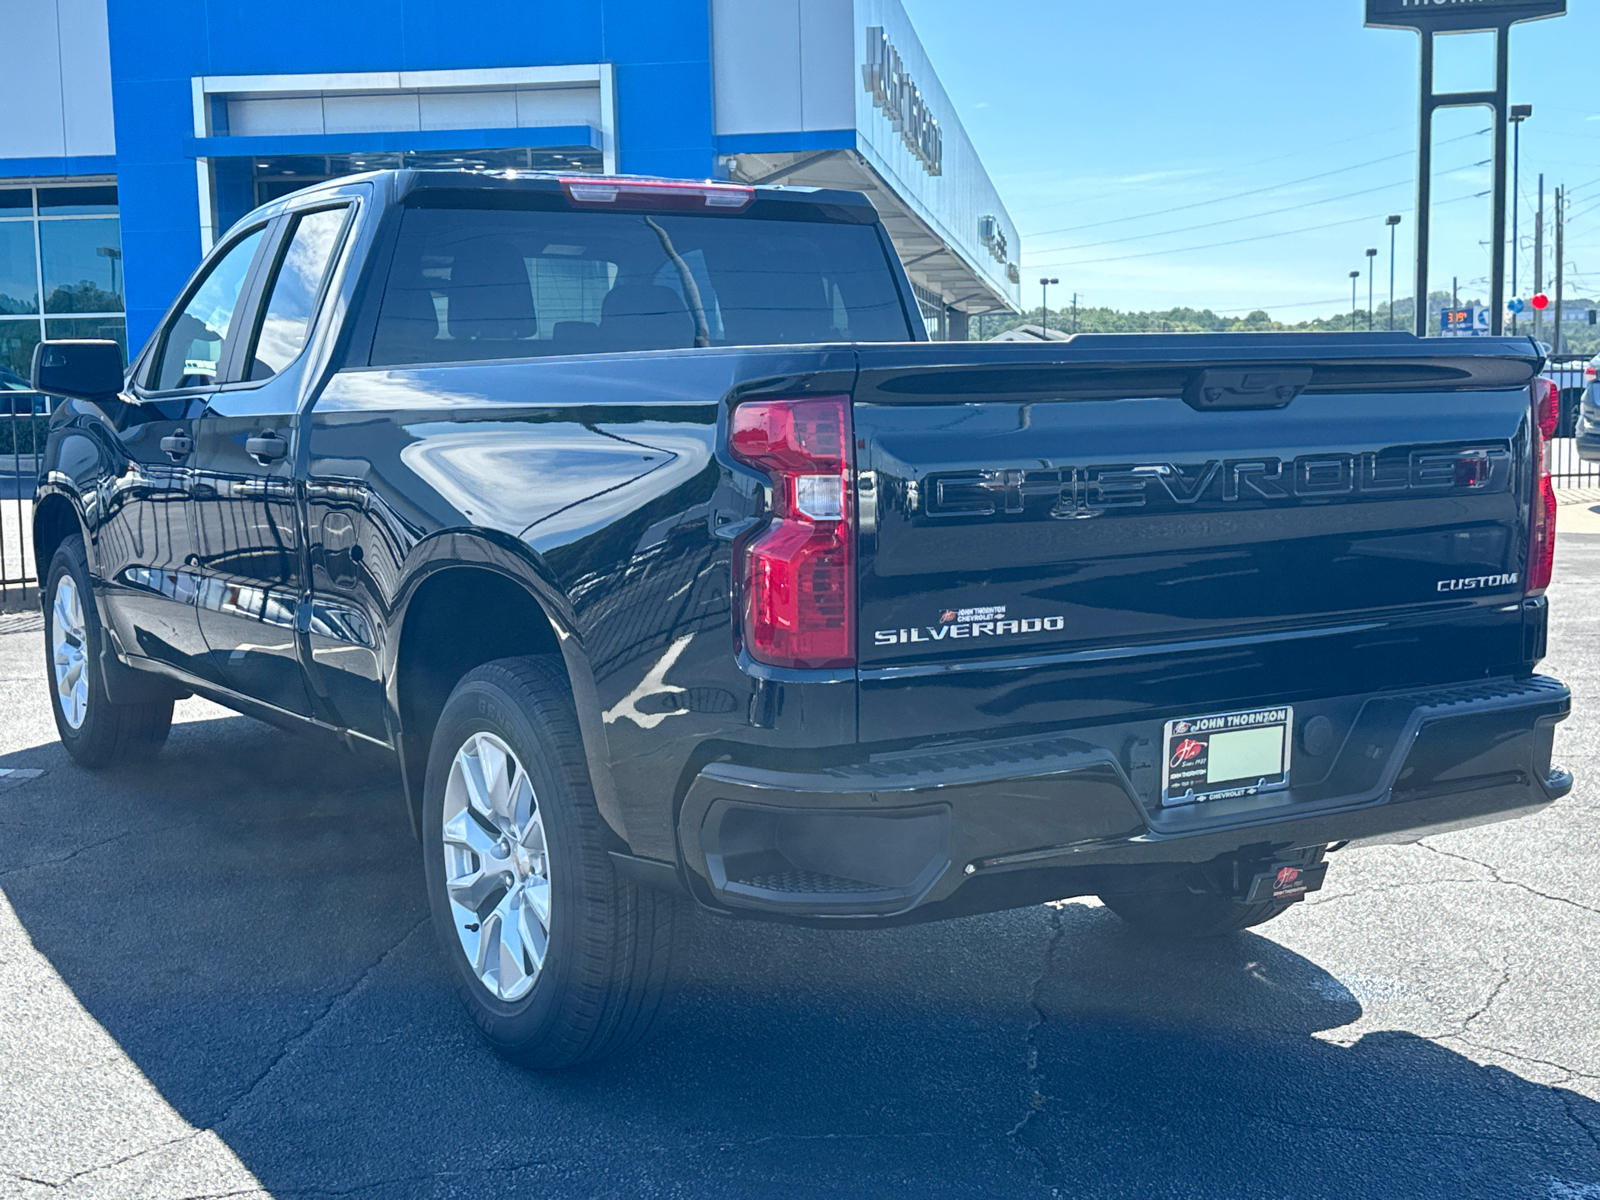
[370,206,911,365]
[150,228,264,391]
[245,207,348,381]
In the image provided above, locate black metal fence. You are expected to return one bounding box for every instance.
[1546,354,1598,488]
[1,392,47,604]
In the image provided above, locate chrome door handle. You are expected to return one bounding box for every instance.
[246,433,289,464]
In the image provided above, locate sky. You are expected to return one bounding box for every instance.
[901,0,1600,321]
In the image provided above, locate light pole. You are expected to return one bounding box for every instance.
[1366,248,1378,330]
[1509,104,1531,333]
[1350,271,1361,332]
[1039,277,1058,335]
[1385,215,1402,331]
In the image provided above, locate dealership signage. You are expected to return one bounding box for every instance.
[863,26,943,177]
[978,215,1007,265]
[1365,0,1565,32]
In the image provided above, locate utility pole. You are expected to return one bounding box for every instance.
[1554,186,1565,354]
[1534,176,1545,341]
[1386,215,1402,330]
[1510,105,1532,332]
[1351,271,1361,332]
[1366,248,1378,329]
[1453,276,1459,311]
[1072,293,1078,334]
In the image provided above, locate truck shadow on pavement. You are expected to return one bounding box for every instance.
[2,716,1599,1200]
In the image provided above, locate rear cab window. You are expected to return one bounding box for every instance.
[369,199,913,365]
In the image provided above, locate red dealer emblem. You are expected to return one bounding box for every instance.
[1170,738,1205,768]
[1277,867,1301,888]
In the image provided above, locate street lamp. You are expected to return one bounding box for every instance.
[1385,216,1402,331]
[1366,248,1378,330]
[1039,277,1058,335]
[1509,104,1532,333]
[1350,271,1361,332]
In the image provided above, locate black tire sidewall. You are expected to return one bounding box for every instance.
[421,666,602,1056]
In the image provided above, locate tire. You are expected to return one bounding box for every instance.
[43,535,173,769]
[421,656,692,1069]
[1099,887,1295,940]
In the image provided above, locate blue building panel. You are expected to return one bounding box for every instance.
[103,0,719,349]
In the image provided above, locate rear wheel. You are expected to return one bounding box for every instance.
[421,656,691,1069]
[44,536,173,768]
[1099,887,1295,939]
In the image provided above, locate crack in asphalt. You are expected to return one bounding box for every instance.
[0,828,140,881]
[1305,877,1486,906]
[1006,903,1066,1194]
[1558,1090,1600,1153]
[1418,843,1600,921]
[1461,963,1514,1037]
[212,917,430,1131]
[268,1161,560,1198]
[4,1132,201,1190]
[1444,1036,1600,1084]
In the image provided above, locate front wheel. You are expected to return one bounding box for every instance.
[421,657,691,1069]
[1099,887,1296,939]
[44,536,173,768]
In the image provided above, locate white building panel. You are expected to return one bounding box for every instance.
[322,93,422,135]
[799,0,853,132]
[710,0,803,137]
[226,96,326,138]
[57,0,117,157]
[1,0,114,163]
[419,89,518,130]
[515,88,602,128]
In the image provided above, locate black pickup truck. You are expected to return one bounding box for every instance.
[29,169,1571,1067]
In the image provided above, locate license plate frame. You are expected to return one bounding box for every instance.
[1161,705,1293,807]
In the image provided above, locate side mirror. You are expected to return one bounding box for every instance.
[31,339,125,402]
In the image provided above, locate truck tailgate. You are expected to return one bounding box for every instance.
[852,339,1543,744]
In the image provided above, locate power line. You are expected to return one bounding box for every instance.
[1029,191,1488,271]
[1003,121,1413,220]
[1029,154,1493,258]
[1020,128,1489,241]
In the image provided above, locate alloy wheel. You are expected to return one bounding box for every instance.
[441,731,552,1001]
[52,575,89,730]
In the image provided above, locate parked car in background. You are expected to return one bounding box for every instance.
[1543,348,1591,438]
[27,169,1573,1069]
[1576,353,1600,461]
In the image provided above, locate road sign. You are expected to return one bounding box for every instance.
[1442,306,1492,337]
[1366,0,1565,33]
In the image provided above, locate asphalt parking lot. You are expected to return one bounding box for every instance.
[1,544,1598,1200]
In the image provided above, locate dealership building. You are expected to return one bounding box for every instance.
[0,0,1021,376]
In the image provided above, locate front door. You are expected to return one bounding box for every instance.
[189,204,351,718]
[98,225,269,685]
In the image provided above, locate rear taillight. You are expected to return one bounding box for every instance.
[1586,365,1597,382]
[1528,377,1559,596]
[729,396,855,670]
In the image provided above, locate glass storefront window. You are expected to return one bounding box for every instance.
[37,185,118,215]
[0,224,39,315]
[0,319,42,382]
[42,218,123,312]
[0,182,126,376]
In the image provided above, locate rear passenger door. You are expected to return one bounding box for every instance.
[188,203,354,718]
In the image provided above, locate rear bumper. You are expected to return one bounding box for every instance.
[677,675,1571,923]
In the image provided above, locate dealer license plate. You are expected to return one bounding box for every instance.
[1162,705,1292,807]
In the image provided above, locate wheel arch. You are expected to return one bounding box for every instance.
[31,489,88,595]
[388,552,620,845]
